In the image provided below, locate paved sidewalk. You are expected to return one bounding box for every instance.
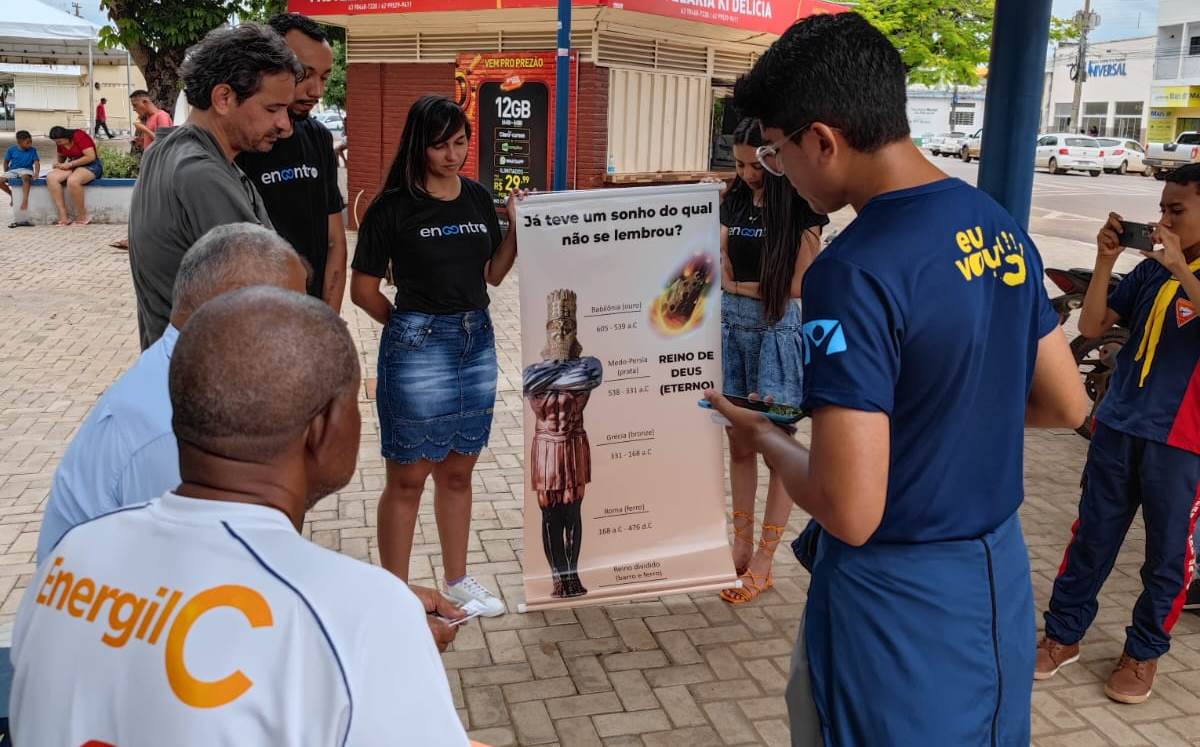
[0,209,1197,746]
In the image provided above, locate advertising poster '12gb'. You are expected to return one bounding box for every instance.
[515,183,737,611]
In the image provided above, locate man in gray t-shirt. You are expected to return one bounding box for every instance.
[128,23,301,350]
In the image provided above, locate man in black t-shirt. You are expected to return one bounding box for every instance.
[239,13,348,311]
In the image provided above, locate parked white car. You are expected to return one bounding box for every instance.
[923,133,946,156]
[1096,138,1150,176]
[1035,134,1104,177]
[938,132,969,157]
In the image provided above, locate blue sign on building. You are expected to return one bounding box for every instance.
[1087,61,1127,78]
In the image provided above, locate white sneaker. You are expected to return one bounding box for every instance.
[443,575,506,617]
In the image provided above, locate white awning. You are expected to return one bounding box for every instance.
[0,0,124,66]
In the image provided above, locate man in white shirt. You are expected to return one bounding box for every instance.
[37,222,307,562]
[13,287,470,746]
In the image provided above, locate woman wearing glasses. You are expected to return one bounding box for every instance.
[719,119,828,604]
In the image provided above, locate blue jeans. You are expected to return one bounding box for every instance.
[721,292,804,406]
[376,309,497,464]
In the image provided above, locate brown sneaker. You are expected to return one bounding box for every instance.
[1104,654,1156,704]
[1035,636,1080,680]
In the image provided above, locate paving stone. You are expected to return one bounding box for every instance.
[510,701,558,745]
[653,685,707,728]
[641,727,724,747]
[553,716,604,747]
[608,669,660,712]
[593,709,672,737]
[545,691,624,720]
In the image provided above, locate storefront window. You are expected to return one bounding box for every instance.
[1081,101,1109,136]
[1054,103,1072,132]
[1113,101,1144,141]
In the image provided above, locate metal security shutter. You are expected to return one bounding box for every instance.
[349,28,592,63]
[608,67,711,172]
[596,31,707,75]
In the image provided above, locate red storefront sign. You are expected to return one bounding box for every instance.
[455,52,578,207]
[289,0,846,35]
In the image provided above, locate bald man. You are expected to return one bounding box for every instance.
[13,288,470,745]
[37,223,307,563]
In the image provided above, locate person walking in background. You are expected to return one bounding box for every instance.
[351,95,521,617]
[1037,164,1200,705]
[128,22,301,350]
[45,126,101,226]
[239,13,348,311]
[718,117,826,605]
[711,13,1087,744]
[93,98,114,139]
[130,90,173,150]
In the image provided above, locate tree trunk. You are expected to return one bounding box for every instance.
[128,44,187,116]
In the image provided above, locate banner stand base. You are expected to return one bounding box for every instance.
[516,577,742,614]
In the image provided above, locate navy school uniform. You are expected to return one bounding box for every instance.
[1045,259,1200,662]
[797,179,1058,745]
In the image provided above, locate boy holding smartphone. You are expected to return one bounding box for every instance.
[1038,163,1200,704]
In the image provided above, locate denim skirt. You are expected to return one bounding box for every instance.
[377,309,498,464]
[721,292,804,407]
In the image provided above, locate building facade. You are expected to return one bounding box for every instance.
[1,61,146,136]
[1042,35,1155,141]
[1150,0,1200,142]
[295,0,847,227]
[906,85,987,141]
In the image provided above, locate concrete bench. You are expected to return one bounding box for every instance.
[7,176,136,225]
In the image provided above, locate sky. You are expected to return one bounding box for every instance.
[1050,0,1158,43]
[38,0,109,30]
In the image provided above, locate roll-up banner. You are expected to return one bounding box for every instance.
[515,183,736,611]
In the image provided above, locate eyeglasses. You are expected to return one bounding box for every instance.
[755,123,813,177]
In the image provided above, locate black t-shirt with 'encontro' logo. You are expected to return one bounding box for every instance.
[237,117,344,298]
[352,177,504,315]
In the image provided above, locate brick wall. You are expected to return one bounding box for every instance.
[346,62,455,228]
[575,62,609,189]
[346,60,610,227]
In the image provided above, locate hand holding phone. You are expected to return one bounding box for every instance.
[698,395,804,426]
[1117,220,1156,252]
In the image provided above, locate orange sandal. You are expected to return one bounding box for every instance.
[721,523,786,605]
[730,511,755,576]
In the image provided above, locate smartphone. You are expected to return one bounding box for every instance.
[1118,220,1156,252]
[697,397,804,425]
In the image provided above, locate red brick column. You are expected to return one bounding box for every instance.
[346,62,455,228]
[575,62,609,189]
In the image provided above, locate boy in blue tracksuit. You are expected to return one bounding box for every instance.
[1037,163,1200,704]
[708,13,1089,746]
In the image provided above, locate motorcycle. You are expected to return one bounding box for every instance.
[1044,267,1128,440]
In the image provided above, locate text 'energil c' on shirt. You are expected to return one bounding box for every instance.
[12,493,469,746]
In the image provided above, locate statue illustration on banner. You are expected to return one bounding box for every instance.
[523,290,603,599]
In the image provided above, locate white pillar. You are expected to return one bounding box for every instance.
[125,51,133,136]
[87,43,94,134]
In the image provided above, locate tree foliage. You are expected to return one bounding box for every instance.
[325,39,346,110]
[97,0,286,113]
[855,0,995,87]
[857,1,1083,89]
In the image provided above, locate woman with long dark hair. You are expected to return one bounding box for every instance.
[719,118,828,604]
[351,95,521,617]
[46,125,102,226]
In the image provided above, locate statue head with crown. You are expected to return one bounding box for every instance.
[543,288,583,360]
